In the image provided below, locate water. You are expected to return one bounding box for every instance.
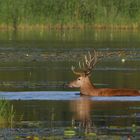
[0,29,140,139]
[0,30,140,91]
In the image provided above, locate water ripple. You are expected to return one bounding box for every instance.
[0,91,140,101]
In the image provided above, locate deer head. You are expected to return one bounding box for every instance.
[68,50,98,90]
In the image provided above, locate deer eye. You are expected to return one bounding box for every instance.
[78,78,81,80]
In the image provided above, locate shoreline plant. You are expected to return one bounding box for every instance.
[0,0,140,30]
[0,99,15,128]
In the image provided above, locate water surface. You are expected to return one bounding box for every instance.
[0,29,140,139]
[0,29,140,90]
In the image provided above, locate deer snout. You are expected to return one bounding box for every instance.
[64,82,73,88]
[63,82,68,88]
[67,81,80,88]
[68,84,74,88]
[66,82,74,88]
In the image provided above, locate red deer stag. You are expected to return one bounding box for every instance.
[68,50,140,96]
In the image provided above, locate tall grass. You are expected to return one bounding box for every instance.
[0,0,140,30]
[0,99,15,128]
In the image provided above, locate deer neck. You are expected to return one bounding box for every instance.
[80,77,96,96]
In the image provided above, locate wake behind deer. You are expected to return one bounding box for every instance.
[68,50,140,96]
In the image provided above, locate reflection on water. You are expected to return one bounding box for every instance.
[70,97,140,138]
[0,97,138,139]
[70,97,95,134]
[0,30,140,91]
[0,29,140,139]
[0,93,139,138]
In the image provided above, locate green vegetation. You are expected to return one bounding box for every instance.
[0,0,140,30]
[0,99,15,127]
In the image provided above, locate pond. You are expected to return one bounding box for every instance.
[0,29,140,139]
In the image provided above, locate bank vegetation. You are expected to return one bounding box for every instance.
[0,0,140,30]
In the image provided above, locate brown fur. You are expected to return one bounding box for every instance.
[68,76,140,96]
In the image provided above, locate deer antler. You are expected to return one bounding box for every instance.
[84,50,98,75]
[71,50,98,76]
[71,66,85,76]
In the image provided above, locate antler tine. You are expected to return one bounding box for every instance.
[84,50,98,75]
[91,50,98,67]
[84,53,90,68]
[71,50,98,76]
[88,51,92,60]
[79,61,81,69]
[84,55,88,65]
[71,65,84,76]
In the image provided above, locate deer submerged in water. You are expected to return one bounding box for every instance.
[68,50,140,96]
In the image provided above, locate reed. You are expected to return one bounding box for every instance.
[0,99,15,128]
[0,0,140,30]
